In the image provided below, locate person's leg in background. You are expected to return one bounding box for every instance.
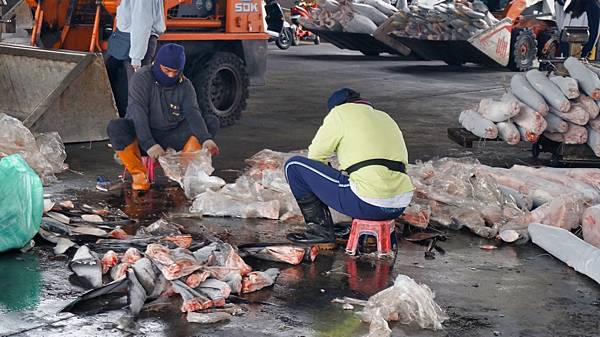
[107,36,160,119]
[583,1,600,58]
[105,56,129,117]
[124,36,159,80]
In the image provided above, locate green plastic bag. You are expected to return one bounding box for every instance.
[0,154,43,252]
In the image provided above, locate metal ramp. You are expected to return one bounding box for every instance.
[0,44,117,143]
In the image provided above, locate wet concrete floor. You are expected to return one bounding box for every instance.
[1,44,600,337]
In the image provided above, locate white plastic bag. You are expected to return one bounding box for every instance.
[35,132,67,174]
[159,149,225,198]
[0,113,59,184]
[529,223,600,284]
[360,274,447,336]
[190,190,280,220]
[182,160,226,198]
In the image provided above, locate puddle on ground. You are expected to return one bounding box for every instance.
[0,251,42,313]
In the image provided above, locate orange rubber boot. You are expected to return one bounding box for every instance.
[116,140,151,191]
[182,136,202,153]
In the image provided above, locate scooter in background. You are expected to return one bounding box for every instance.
[264,0,296,50]
[290,0,320,45]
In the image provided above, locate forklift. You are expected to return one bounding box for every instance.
[0,0,268,143]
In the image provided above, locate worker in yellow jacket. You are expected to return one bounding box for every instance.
[285,88,414,248]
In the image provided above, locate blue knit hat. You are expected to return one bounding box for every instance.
[155,43,186,70]
[327,88,361,112]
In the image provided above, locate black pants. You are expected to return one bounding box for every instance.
[105,36,158,117]
[583,1,600,58]
[107,119,194,152]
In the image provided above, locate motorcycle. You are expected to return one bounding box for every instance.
[264,0,296,50]
[290,0,320,45]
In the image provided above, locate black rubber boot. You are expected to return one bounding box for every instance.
[286,195,336,249]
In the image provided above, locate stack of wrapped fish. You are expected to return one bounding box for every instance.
[459,57,600,156]
[388,0,498,41]
[163,147,599,252]
[178,149,600,250]
[401,157,600,250]
[299,0,399,35]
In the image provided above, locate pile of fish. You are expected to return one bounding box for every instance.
[399,157,600,250]
[0,113,67,184]
[387,0,498,41]
[56,217,319,325]
[459,57,600,156]
[299,0,399,35]
[39,198,135,254]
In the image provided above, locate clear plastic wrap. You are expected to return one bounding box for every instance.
[244,149,303,172]
[181,160,226,199]
[509,193,587,230]
[546,167,600,188]
[399,201,431,228]
[409,159,505,229]
[261,169,291,193]
[476,166,572,207]
[188,149,307,220]
[220,176,263,201]
[582,205,600,249]
[360,274,447,335]
[159,149,225,198]
[35,132,68,173]
[0,113,61,184]
[510,165,600,204]
[191,190,280,220]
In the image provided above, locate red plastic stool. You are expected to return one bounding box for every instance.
[345,219,397,257]
[122,157,160,183]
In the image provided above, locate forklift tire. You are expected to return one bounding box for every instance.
[508,29,538,72]
[191,52,249,127]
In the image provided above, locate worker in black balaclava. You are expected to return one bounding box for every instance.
[106,43,220,191]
